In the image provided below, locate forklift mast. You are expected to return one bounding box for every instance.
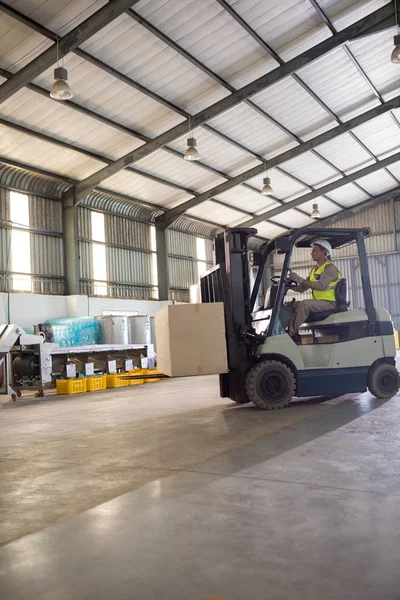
[200,228,258,403]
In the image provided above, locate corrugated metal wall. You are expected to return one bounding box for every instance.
[76,209,214,301]
[1,173,399,308]
[167,230,213,302]
[0,189,12,291]
[76,206,91,240]
[29,195,64,294]
[0,188,215,301]
[106,247,154,299]
[0,165,219,301]
[0,189,64,294]
[30,233,64,294]
[273,201,400,330]
[106,214,151,251]
[77,240,92,296]
[77,207,157,299]
[0,187,9,221]
[29,195,63,232]
[0,188,11,285]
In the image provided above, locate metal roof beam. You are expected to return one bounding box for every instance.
[314,187,400,228]
[2,1,390,219]
[0,155,237,234]
[0,117,294,229]
[274,166,343,211]
[129,0,386,191]
[219,0,382,199]
[0,66,147,142]
[0,67,269,197]
[0,0,141,105]
[126,8,309,145]
[157,94,400,227]
[1,2,394,227]
[0,1,59,39]
[215,0,338,120]
[0,63,276,210]
[0,3,301,208]
[0,115,259,219]
[0,0,305,215]
[0,3,253,163]
[239,151,400,228]
[70,3,394,201]
[0,1,300,191]
[308,1,400,184]
[350,16,396,40]
[217,0,378,200]
[125,6,335,220]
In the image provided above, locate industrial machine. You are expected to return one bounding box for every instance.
[200,227,400,409]
[0,324,154,400]
[0,324,46,400]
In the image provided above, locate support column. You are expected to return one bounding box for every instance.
[62,189,80,296]
[392,198,398,252]
[155,223,169,301]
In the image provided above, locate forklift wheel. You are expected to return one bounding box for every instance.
[230,398,249,404]
[367,363,400,399]
[246,360,295,410]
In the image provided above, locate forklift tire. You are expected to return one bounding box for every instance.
[230,396,249,404]
[246,360,295,410]
[367,363,400,399]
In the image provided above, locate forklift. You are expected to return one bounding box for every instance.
[200,227,400,410]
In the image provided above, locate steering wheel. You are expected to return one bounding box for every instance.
[270,269,297,288]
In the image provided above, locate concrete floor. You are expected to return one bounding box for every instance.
[1,375,400,599]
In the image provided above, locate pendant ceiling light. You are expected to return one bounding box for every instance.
[50,41,73,100]
[261,177,273,195]
[184,117,200,161]
[261,162,273,195]
[392,0,400,63]
[311,203,321,219]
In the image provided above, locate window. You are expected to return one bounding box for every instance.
[10,191,31,292]
[91,211,107,296]
[91,211,105,242]
[150,226,159,300]
[196,237,207,279]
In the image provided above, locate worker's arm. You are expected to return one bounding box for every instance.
[291,264,339,291]
[295,275,311,293]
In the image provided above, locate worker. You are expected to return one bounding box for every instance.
[287,239,340,342]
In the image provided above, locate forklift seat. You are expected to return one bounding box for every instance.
[305,278,349,324]
[264,284,278,310]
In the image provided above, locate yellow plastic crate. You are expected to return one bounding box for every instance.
[87,375,107,392]
[105,373,131,389]
[56,378,87,395]
[127,369,145,385]
[143,368,161,383]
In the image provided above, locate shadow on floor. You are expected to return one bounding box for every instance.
[194,394,392,477]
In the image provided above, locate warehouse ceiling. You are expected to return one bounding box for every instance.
[0,0,400,239]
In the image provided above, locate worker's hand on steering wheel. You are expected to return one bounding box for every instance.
[270,269,299,287]
[290,272,303,285]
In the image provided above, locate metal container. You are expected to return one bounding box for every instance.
[127,316,151,345]
[150,316,156,351]
[95,316,130,345]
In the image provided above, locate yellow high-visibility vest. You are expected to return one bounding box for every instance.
[309,260,340,301]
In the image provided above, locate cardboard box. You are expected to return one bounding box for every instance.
[155,303,228,377]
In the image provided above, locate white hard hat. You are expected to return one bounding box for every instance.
[312,238,332,254]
